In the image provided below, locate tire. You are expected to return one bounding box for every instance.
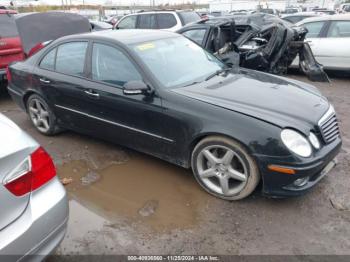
[191,136,260,200]
[26,94,62,135]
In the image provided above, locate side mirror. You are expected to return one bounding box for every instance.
[123,80,150,95]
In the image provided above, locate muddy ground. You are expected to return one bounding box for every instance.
[1,72,350,256]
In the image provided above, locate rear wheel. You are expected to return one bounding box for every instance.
[26,94,61,135]
[191,136,260,200]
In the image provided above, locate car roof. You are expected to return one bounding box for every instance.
[62,29,180,45]
[282,12,318,18]
[124,10,194,15]
[296,14,350,24]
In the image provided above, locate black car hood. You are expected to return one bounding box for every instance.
[172,69,329,134]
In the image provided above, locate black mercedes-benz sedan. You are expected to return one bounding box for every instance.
[7,30,341,200]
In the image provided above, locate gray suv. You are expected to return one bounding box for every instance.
[0,114,68,260]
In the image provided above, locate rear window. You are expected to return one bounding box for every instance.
[0,14,19,38]
[55,42,88,76]
[157,13,177,29]
[327,21,350,38]
[178,12,200,25]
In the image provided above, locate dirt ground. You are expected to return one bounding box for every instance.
[1,72,350,256]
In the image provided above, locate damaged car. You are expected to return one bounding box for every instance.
[177,13,329,82]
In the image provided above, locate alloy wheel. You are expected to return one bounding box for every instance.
[196,145,248,196]
[28,98,50,133]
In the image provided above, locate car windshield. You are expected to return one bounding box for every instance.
[0,14,19,38]
[132,36,226,88]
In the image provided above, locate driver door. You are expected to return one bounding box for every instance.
[82,42,174,158]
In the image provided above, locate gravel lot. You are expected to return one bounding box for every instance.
[1,72,350,256]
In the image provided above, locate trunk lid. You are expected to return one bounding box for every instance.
[0,114,37,230]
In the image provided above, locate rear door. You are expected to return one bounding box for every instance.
[33,41,98,133]
[0,114,35,230]
[0,14,24,72]
[313,20,350,69]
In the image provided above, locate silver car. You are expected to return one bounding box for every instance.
[0,114,68,260]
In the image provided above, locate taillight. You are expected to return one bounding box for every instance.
[3,147,56,197]
[5,66,12,82]
[31,147,56,191]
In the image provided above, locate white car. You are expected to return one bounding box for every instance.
[295,14,350,70]
[281,12,320,24]
[115,10,201,32]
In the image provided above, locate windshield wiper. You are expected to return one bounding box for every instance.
[205,68,231,81]
[184,81,202,87]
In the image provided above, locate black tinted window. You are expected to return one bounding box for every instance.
[157,13,177,29]
[92,43,142,86]
[0,14,19,38]
[56,42,88,76]
[138,14,157,29]
[118,15,137,29]
[40,48,56,70]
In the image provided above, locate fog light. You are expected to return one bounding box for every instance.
[293,177,309,187]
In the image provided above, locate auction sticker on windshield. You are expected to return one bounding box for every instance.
[136,43,155,51]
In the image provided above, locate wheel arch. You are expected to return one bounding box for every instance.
[188,132,254,168]
[23,89,45,111]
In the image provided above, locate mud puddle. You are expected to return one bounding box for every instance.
[57,152,210,232]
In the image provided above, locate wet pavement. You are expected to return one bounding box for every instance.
[1,72,350,255]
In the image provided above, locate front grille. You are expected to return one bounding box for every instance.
[318,105,340,144]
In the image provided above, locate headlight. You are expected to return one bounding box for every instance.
[281,129,312,157]
[309,132,320,149]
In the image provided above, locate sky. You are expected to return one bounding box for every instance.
[1,0,210,6]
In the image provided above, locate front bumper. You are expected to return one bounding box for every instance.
[256,137,342,197]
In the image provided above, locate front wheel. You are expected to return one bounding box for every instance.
[191,136,260,200]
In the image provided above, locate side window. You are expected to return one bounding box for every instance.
[117,15,137,29]
[327,21,350,38]
[157,13,177,29]
[182,29,206,45]
[40,48,56,70]
[303,21,326,38]
[55,42,88,76]
[91,43,142,86]
[138,14,157,29]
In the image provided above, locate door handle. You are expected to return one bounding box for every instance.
[39,78,50,84]
[84,90,100,98]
